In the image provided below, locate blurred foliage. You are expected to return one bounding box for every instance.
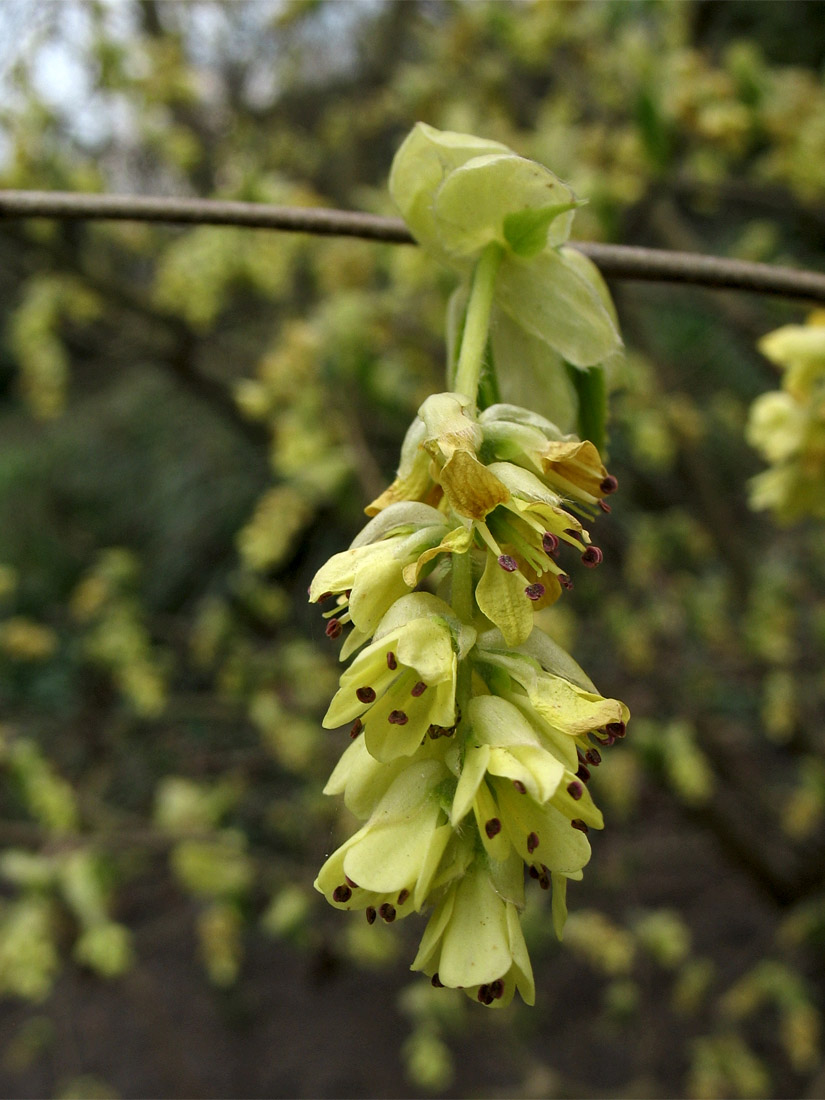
[0,1,824,1097]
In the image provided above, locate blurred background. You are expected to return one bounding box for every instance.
[0,1,824,1097]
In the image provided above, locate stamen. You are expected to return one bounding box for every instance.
[564,528,580,540]
[542,532,560,556]
[379,903,396,923]
[598,499,612,513]
[397,889,410,906]
[539,872,551,890]
[512,780,527,794]
[528,866,540,879]
[581,546,603,567]
[600,475,619,494]
[606,720,627,739]
[386,651,398,670]
[489,979,505,1000]
[567,781,583,800]
[525,582,545,601]
[388,710,408,725]
[431,973,443,988]
[497,554,518,572]
[576,763,591,783]
[316,591,333,603]
[527,831,540,853]
[477,985,490,1004]
[411,681,427,697]
[332,884,352,903]
[345,876,359,889]
[356,686,376,704]
[585,748,602,766]
[571,819,589,834]
[366,907,376,924]
[485,818,502,838]
[325,618,343,639]
[559,574,574,590]
[350,718,363,739]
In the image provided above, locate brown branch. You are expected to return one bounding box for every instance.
[2,188,825,303]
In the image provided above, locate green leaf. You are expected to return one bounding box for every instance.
[503,201,582,259]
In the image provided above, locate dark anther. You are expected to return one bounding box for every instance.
[316,591,333,603]
[559,574,574,590]
[598,732,616,747]
[427,724,441,739]
[485,818,502,838]
[332,884,352,903]
[525,582,545,601]
[366,906,376,924]
[606,720,627,739]
[325,618,343,639]
[477,984,490,1003]
[350,718,363,739]
[344,589,352,598]
[571,819,589,834]
[567,780,583,800]
[527,831,540,853]
[356,686,376,704]
[397,889,410,906]
[528,865,540,879]
[539,873,551,890]
[564,528,580,539]
[386,651,398,670]
[411,681,427,697]
[581,546,603,568]
[513,780,527,794]
[345,875,359,889]
[431,973,443,988]
[585,748,602,766]
[388,710,408,725]
[490,979,504,1000]
[379,903,396,923]
[598,499,612,513]
[497,554,518,572]
[600,475,619,494]
[576,763,591,783]
[577,747,586,763]
[542,532,560,555]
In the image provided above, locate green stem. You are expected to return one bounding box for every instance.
[453,242,503,402]
[451,549,474,719]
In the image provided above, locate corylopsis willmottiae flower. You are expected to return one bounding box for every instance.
[746,314,825,523]
[311,123,630,1007]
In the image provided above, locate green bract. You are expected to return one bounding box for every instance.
[390,121,621,370]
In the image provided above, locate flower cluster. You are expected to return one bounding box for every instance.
[746,314,825,523]
[311,395,628,1007]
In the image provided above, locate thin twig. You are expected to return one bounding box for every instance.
[2,188,825,303]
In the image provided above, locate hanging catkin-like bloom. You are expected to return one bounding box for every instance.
[310,124,629,1007]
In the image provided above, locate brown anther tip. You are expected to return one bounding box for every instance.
[388,709,408,725]
[477,985,489,1003]
[526,831,540,853]
[497,554,518,572]
[525,582,545,601]
[581,545,603,568]
[606,720,627,738]
[379,903,396,923]
[513,780,527,794]
[567,780,583,800]
[366,906,377,924]
[598,499,612,513]
[576,763,591,783]
[345,875,359,889]
[316,591,333,603]
[325,618,343,639]
[485,818,502,838]
[539,874,550,890]
[356,686,376,704]
[528,865,540,879]
[332,884,352,903]
[386,651,398,670]
[559,574,574,590]
[397,889,410,906]
[571,819,589,834]
[542,532,560,556]
[431,973,443,988]
[585,748,602,766]
[600,475,619,494]
[350,718,363,739]
[490,979,504,1000]
[411,681,427,697]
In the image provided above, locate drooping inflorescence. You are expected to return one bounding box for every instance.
[310,124,630,1007]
